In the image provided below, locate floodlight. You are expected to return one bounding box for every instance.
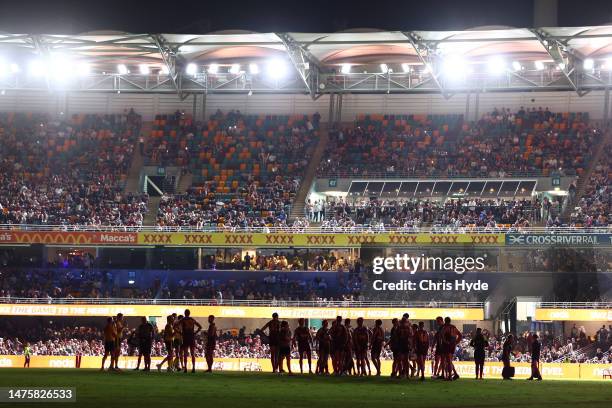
[557,62,565,70]
[534,61,545,70]
[76,62,91,76]
[186,63,197,76]
[29,59,47,77]
[229,64,241,74]
[583,58,594,70]
[380,63,389,73]
[442,55,468,79]
[10,63,19,73]
[487,56,506,74]
[160,66,169,75]
[401,63,411,73]
[340,64,351,74]
[266,58,288,79]
[249,63,259,74]
[512,61,522,71]
[117,64,128,75]
[208,63,219,74]
[139,64,150,75]
[49,57,73,80]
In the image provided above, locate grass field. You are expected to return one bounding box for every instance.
[0,369,610,408]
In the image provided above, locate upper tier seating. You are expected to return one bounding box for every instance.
[318,108,598,178]
[0,111,148,227]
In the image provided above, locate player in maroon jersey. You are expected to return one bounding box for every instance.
[329,316,347,375]
[205,315,217,372]
[292,318,313,374]
[432,316,444,378]
[315,320,331,375]
[397,313,413,378]
[352,317,370,376]
[261,313,281,373]
[441,316,462,380]
[370,319,384,376]
[343,318,355,375]
[414,321,430,381]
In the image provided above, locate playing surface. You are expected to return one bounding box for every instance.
[0,369,610,408]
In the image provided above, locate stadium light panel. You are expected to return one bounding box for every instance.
[49,57,74,81]
[186,63,197,76]
[401,63,411,73]
[487,56,506,74]
[76,62,91,76]
[117,64,128,75]
[534,61,545,70]
[379,63,389,73]
[556,62,565,70]
[583,58,594,70]
[160,66,169,75]
[442,55,468,79]
[512,61,522,71]
[249,63,259,75]
[10,63,19,73]
[266,58,288,79]
[229,64,241,74]
[340,64,351,74]
[139,64,150,75]
[29,59,47,77]
[208,63,219,74]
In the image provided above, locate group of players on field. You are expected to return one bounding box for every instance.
[95,310,544,380]
[101,309,217,373]
[260,313,462,380]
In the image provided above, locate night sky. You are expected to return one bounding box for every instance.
[0,0,610,34]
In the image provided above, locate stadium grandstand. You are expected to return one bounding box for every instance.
[0,25,610,383]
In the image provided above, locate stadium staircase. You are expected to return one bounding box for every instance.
[124,120,160,226]
[176,172,193,194]
[288,123,330,222]
[558,129,612,222]
[125,121,153,194]
[143,196,161,226]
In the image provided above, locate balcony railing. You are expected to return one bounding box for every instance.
[537,302,612,309]
[0,224,609,234]
[317,170,548,179]
[0,297,483,309]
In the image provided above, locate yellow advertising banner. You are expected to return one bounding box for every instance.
[0,230,507,247]
[578,364,612,380]
[535,308,612,322]
[0,356,603,380]
[138,232,506,248]
[0,304,484,320]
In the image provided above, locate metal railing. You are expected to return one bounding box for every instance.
[0,224,610,234]
[0,297,483,309]
[537,302,612,309]
[553,343,596,363]
[317,170,548,179]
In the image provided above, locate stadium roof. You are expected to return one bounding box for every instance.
[2,26,612,97]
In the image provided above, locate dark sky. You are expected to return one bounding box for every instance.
[0,0,610,34]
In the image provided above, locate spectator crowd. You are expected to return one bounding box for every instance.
[0,111,148,227]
